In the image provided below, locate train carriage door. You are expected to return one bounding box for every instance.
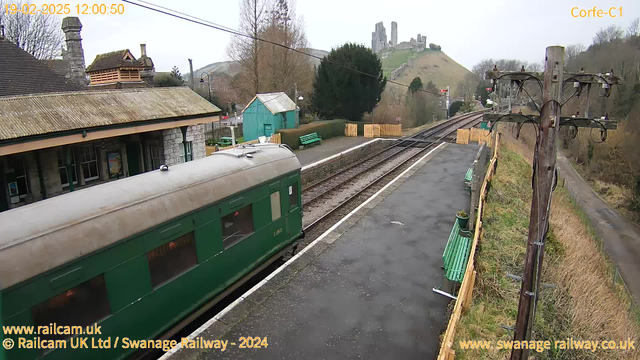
[286,174,301,239]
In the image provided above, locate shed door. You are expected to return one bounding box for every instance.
[264,124,273,137]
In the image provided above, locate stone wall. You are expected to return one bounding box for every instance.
[301,139,394,188]
[162,124,206,166]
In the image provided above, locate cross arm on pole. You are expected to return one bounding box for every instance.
[483,113,617,130]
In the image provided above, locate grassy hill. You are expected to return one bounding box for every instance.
[381,49,472,94]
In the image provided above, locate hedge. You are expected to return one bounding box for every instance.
[278,120,347,148]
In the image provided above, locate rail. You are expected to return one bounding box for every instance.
[302,111,483,194]
[303,113,485,232]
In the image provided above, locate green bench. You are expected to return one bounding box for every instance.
[300,133,322,147]
[464,167,473,183]
[464,167,473,193]
[442,218,472,284]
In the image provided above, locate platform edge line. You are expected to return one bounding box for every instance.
[160,141,446,359]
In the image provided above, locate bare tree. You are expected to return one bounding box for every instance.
[227,0,267,100]
[456,73,479,101]
[593,25,624,45]
[526,61,543,73]
[260,0,312,97]
[627,18,640,38]
[0,0,63,59]
[565,43,585,69]
[472,59,494,79]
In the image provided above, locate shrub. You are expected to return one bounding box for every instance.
[278,120,347,148]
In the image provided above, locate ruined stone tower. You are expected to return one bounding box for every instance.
[391,22,398,47]
[61,17,87,86]
[371,22,388,54]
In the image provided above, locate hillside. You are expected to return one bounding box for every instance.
[193,48,329,76]
[381,49,472,94]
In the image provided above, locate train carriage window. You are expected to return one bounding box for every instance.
[148,232,198,288]
[222,204,254,249]
[32,275,110,340]
[289,183,298,208]
[271,192,281,221]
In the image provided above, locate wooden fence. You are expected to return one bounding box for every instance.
[437,133,500,360]
[364,124,381,138]
[205,134,281,156]
[363,124,402,138]
[470,128,491,144]
[380,124,402,136]
[345,123,358,137]
[456,129,470,144]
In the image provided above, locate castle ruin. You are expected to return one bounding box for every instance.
[370,21,426,54]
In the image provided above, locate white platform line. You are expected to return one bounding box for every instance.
[160,141,446,359]
[301,138,381,171]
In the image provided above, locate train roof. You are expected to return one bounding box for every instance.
[0,144,300,290]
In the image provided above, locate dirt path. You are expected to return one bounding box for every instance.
[557,155,640,304]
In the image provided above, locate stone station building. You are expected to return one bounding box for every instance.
[0,87,220,212]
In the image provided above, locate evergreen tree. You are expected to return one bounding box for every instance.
[408,77,423,94]
[311,43,386,121]
[170,66,183,81]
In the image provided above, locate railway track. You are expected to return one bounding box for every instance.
[301,111,484,234]
[140,111,484,360]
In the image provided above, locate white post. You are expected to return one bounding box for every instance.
[229,126,236,146]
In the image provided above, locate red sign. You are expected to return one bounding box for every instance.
[440,89,448,93]
[486,87,492,91]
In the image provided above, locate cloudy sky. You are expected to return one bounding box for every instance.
[37,0,639,74]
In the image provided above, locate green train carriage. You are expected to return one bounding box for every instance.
[0,144,303,360]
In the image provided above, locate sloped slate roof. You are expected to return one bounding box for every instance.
[0,37,84,97]
[86,49,144,72]
[243,92,297,115]
[0,87,221,141]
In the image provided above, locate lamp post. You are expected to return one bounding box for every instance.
[199,72,212,103]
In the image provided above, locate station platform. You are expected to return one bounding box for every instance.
[295,136,374,166]
[165,143,480,360]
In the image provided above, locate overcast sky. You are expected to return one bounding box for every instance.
[38,0,639,74]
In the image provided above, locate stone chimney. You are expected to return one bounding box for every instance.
[139,43,155,86]
[61,17,87,86]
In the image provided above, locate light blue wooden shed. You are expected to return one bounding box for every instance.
[242,92,297,141]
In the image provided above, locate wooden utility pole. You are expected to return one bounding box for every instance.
[483,46,619,360]
[510,46,564,360]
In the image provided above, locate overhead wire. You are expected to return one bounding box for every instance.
[121,0,444,96]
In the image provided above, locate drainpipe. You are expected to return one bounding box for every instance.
[180,126,189,162]
[36,151,47,199]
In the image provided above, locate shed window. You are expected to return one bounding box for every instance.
[271,192,281,221]
[222,204,254,249]
[147,232,198,288]
[32,275,110,340]
[289,183,298,208]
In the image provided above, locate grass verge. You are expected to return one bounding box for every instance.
[452,142,639,359]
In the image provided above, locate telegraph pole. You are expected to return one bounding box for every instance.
[483,46,618,360]
[510,46,563,360]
